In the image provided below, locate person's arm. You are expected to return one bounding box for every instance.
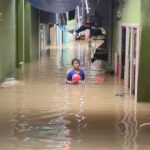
[66,72,80,84]
[66,78,80,84]
[65,79,73,84]
[66,71,74,84]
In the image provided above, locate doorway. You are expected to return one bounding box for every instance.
[119,24,140,100]
[121,27,126,79]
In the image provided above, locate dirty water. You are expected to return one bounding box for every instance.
[0,41,150,150]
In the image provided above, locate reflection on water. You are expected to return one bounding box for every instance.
[117,96,150,150]
[0,41,150,150]
[12,115,71,149]
[117,98,138,150]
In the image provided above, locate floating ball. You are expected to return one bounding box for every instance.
[96,77,105,83]
[72,74,80,82]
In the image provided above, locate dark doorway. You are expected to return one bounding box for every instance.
[121,27,126,79]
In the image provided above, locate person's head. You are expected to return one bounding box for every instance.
[72,58,80,70]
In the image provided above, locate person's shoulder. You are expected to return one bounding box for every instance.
[80,68,85,75]
[80,68,84,72]
[80,68,84,71]
[67,69,74,74]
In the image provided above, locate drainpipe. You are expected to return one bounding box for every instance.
[23,0,25,63]
[38,10,41,59]
[108,0,113,64]
[82,0,85,24]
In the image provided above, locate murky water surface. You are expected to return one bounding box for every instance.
[0,41,150,150]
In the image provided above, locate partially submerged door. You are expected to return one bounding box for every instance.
[119,25,140,100]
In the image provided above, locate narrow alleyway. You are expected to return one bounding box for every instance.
[0,41,150,150]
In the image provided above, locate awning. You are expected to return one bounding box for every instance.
[27,0,82,13]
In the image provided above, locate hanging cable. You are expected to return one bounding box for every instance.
[96,0,100,9]
[85,0,90,14]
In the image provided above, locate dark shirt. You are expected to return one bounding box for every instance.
[66,69,85,81]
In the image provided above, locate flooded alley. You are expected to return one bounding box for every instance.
[0,41,150,150]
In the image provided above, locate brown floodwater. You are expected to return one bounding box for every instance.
[0,41,150,150]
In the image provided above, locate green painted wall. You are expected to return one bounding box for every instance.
[0,0,16,81]
[16,0,24,66]
[24,2,31,63]
[24,2,39,62]
[137,0,150,102]
[112,0,141,55]
[112,0,150,101]
[30,7,39,60]
[0,0,39,81]
[121,0,140,23]
[25,2,39,62]
[17,0,39,65]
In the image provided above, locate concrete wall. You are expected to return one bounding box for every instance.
[0,0,16,81]
[89,0,113,63]
[50,26,57,46]
[0,0,39,81]
[137,0,150,102]
[89,0,112,29]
